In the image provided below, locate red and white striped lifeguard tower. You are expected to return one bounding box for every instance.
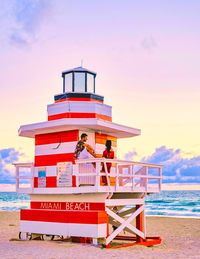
[14,67,162,248]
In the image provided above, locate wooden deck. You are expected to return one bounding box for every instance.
[14,158,162,194]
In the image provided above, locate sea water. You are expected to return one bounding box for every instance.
[145,190,200,218]
[0,191,200,218]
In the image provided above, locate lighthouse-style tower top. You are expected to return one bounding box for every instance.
[19,67,140,138]
[62,66,96,93]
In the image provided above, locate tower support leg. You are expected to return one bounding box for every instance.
[136,204,144,243]
[104,199,161,248]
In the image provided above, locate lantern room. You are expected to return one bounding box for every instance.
[62,67,96,93]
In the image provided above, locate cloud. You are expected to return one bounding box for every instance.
[0,0,53,48]
[124,150,138,161]
[141,36,157,52]
[2,145,200,188]
[0,148,23,184]
[137,146,200,184]
[9,32,29,47]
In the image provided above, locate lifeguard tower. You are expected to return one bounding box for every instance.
[14,67,162,248]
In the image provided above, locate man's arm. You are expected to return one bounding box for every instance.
[86,144,96,158]
[73,141,84,159]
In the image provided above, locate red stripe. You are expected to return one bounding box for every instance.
[35,153,75,166]
[67,98,103,103]
[46,176,57,188]
[35,130,78,146]
[72,175,76,187]
[30,202,105,211]
[34,177,38,188]
[33,176,63,188]
[20,209,108,224]
[55,98,103,103]
[96,114,112,121]
[48,112,112,121]
[55,99,67,103]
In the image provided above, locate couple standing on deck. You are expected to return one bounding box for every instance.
[73,133,114,184]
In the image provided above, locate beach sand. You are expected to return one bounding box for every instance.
[0,211,199,259]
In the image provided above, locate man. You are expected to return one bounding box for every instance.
[73,133,96,186]
[73,133,96,159]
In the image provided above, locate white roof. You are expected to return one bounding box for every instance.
[18,118,141,138]
[62,66,96,75]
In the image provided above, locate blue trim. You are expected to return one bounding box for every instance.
[72,72,75,92]
[62,70,96,76]
[85,72,87,92]
[94,75,96,94]
[54,92,104,102]
[62,74,65,93]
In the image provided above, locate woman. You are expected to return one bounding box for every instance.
[101,140,114,185]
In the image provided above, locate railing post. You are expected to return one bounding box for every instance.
[104,160,111,189]
[132,165,135,191]
[72,164,79,187]
[143,202,146,238]
[95,161,101,188]
[145,166,148,192]
[16,166,19,192]
[136,204,144,242]
[116,163,119,191]
[158,167,162,192]
[30,165,34,191]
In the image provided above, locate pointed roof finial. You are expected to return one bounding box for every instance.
[81,59,83,67]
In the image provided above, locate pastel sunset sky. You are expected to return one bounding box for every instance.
[0,0,200,188]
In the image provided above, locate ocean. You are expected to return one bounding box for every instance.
[0,191,200,218]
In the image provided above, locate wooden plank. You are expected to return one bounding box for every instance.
[29,193,108,203]
[35,153,75,166]
[105,199,144,206]
[35,141,77,156]
[34,166,57,177]
[48,101,110,116]
[46,176,57,188]
[20,221,107,238]
[21,209,108,224]
[66,97,103,103]
[48,113,112,121]
[31,201,105,211]
[35,130,79,145]
[105,206,145,245]
[109,218,135,235]
[117,207,136,217]
[136,204,144,242]
[34,177,38,188]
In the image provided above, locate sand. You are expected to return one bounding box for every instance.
[0,211,199,259]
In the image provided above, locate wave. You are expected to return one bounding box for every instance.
[1,190,200,218]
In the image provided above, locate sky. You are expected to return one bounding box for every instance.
[0,0,200,189]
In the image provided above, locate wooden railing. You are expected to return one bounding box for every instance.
[74,158,163,192]
[14,159,162,193]
[13,163,34,193]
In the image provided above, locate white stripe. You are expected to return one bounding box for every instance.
[20,221,107,238]
[35,142,117,157]
[34,166,57,177]
[29,193,108,202]
[47,101,112,117]
[35,141,77,156]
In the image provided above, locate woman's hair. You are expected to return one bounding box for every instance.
[106,140,112,153]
